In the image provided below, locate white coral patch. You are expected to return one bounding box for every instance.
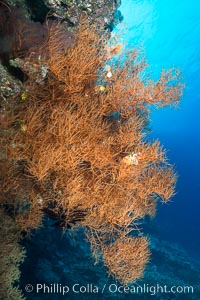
[106,71,112,78]
[122,153,141,166]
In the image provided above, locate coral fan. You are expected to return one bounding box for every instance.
[0,20,183,284]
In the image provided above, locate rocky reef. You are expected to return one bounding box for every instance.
[0,0,123,101]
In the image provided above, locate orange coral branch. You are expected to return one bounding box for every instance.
[0,20,183,284]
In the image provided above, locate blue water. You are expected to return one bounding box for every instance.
[117,0,200,256]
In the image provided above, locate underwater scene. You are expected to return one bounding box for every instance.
[0,0,199,299]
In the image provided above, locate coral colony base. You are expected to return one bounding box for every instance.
[0,19,183,299]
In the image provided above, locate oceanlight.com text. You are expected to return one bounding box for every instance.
[24,283,194,296]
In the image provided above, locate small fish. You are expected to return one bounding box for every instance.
[99,85,106,92]
[21,92,28,101]
[20,124,27,132]
[95,85,106,92]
